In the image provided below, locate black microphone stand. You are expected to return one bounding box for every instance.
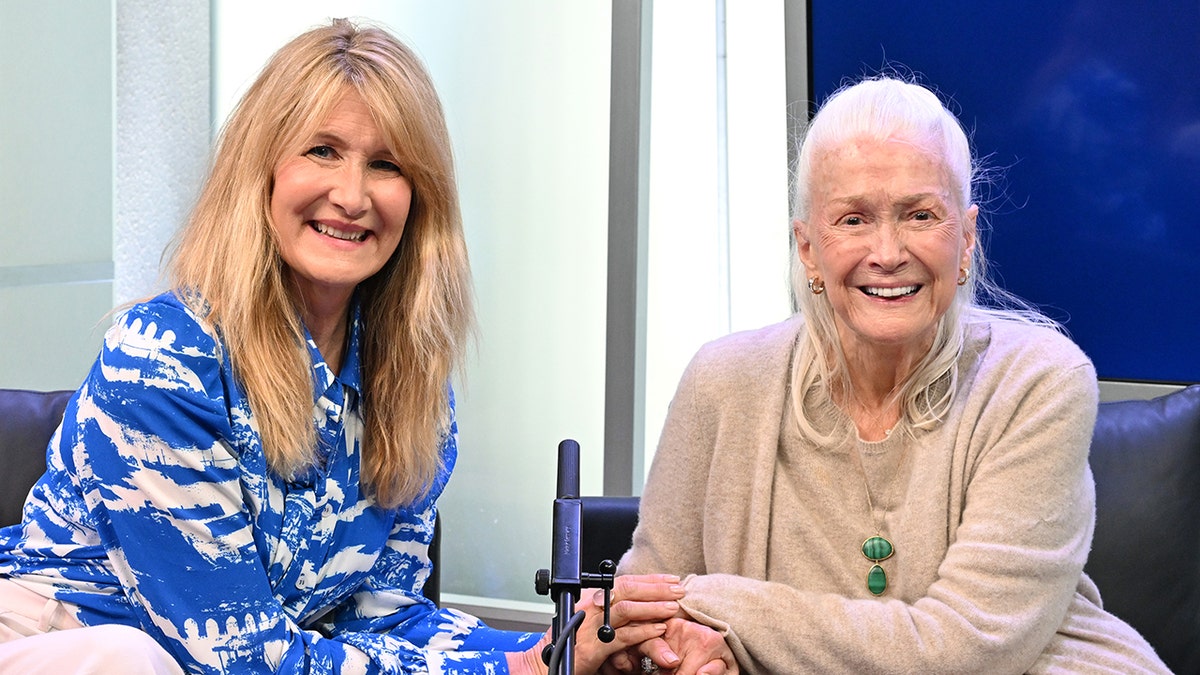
[534,440,616,675]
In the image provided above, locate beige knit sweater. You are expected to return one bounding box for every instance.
[620,316,1169,674]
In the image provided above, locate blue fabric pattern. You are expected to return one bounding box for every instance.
[0,293,539,673]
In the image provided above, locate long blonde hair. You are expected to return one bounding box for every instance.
[168,19,471,508]
[788,76,1054,443]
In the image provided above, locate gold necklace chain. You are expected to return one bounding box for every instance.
[847,385,902,441]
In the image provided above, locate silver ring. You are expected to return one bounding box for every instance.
[641,656,660,673]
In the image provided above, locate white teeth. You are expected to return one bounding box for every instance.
[864,285,918,298]
[314,222,367,242]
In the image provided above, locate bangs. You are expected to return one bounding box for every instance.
[268,76,351,167]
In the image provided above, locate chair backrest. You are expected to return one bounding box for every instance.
[1084,384,1200,675]
[580,495,640,575]
[425,516,440,606]
[0,388,72,527]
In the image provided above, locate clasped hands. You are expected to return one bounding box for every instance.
[512,574,737,675]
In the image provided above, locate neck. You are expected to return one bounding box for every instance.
[840,342,929,442]
[294,287,353,377]
[306,312,349,377]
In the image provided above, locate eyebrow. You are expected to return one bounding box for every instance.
[896,193,950,209]
[827,192,949,208]
[308,130,348,146]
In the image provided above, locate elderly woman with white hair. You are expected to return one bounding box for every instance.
[617,76,1170,673]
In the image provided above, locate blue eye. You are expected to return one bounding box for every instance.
[306,145,336,159]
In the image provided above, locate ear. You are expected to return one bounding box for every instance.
[793,218,817,272]
[961,205,978,268]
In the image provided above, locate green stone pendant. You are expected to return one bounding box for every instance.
[862,536,894,561]
[862,536,894,596]
[866,563,888,595]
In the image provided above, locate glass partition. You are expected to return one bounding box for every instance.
[0,2,114,390]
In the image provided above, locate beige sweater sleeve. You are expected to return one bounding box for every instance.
[622,319,1169,674]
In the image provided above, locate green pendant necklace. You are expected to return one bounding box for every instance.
[855,442,896,596]
[848,386,904,596]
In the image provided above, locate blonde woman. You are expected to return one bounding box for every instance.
[0,20,682,674]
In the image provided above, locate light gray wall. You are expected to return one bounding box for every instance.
[0,0,115,390]
[115,0,211,305]
[0,0,209,390]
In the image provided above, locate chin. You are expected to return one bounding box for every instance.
[849,320,937,348]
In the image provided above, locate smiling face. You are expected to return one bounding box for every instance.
[269,90,412,319]
[795,136,976,361]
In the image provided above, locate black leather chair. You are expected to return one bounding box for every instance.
[1084,384,1200,674]
[0,388,71,527]
[0,387,440,605]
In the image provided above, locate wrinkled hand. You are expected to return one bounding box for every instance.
[508,574,686,675]
[602,617,737,675]
[574,575,688,673]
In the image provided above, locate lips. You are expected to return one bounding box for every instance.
[862,284,919,298]
[312,221,368,243]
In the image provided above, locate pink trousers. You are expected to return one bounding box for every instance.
[0,579,183,675]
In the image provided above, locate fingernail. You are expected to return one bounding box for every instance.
[663,601,679,611]
[664,650,680,664]
[670,584,685,594]
[663,574,681,583]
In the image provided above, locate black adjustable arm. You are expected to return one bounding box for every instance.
[534,440,617,674]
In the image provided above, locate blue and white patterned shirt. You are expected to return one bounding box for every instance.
[0,293,539,673]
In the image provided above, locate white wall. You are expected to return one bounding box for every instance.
[643,0,791,474]
[0,0,115,390]
[114,1,211,306]
[0,0,211,391]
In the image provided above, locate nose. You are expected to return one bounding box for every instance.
[328,165,370,219]
[870,221,908,270]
